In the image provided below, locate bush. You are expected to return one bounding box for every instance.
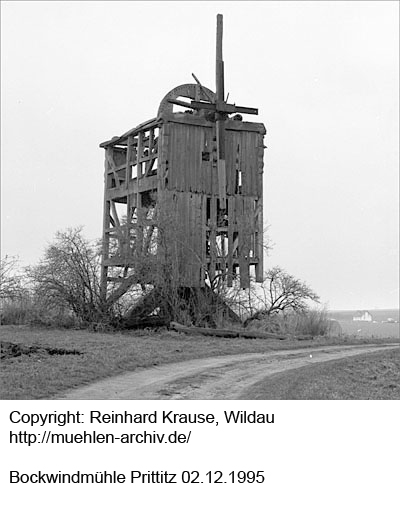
[0,296,84,328]
[27,227,107,325]
[0,300,32,325]
[293,309,332,336]
[245,308,332,337]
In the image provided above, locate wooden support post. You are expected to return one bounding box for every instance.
[105,149,122,188]
[136,132,143,254]
[216,14,226,210]
[227,195,234,287]
[209,195,217,283]
[125,135,133,187]
[200,194,207,283]
[124,136,133,262]
[216,14,224,103]
[216,123,226,209]
[100,149,112,303]
[255,196,264,282]
[256,134,264,282]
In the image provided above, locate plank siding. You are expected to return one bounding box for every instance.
[101,113,265,297]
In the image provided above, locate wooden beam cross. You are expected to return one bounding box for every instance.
[168,14,258,209]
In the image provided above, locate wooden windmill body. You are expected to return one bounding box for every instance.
[99,15,266,317]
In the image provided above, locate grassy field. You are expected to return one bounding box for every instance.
[244,348,400,400]
[0,324,321,400]
[338,320,399,339]
[1,324,399,400]
[329,309,399,339]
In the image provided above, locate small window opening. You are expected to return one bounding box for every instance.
[216,234,227,257]
[217,199,228,227]
[233,232,239,257]
[205,231,211,256]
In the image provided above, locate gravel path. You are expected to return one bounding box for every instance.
[55,343,396,400]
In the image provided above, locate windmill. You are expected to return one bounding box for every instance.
[99,13,266,326]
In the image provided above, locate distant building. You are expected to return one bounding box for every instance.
[353,311,372,322]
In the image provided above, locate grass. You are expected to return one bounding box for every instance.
[337,320,399,339]
[0,324,314,400]
[1,324,398,400]
[244,348,400,400]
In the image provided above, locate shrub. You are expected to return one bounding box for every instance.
[0,300,32,325]
[293,309,331,336]
[26,227,108,325]
[245,308,332,337]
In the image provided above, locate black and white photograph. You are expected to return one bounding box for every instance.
[1,2,399,529]
[1,1,398,401]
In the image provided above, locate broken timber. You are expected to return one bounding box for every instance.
[170,322,287,340]
[99,15,266,318]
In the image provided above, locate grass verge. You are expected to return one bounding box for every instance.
[1,325,398,400]
[243,348,400,400]
[0,325,307,400]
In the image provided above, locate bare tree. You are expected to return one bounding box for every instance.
[27,227,106,323]
[0,255,26,302]
[247,266,320,320]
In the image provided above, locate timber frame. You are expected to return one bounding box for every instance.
[99,15,266,310]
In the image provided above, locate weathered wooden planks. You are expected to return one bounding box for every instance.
[100,111,265,300]
[170,321,287,340]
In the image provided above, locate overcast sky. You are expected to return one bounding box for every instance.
[1,1,398,310]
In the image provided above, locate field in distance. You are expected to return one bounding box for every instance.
[328,309,399,339]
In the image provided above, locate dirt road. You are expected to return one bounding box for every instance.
[56,343,396,400]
